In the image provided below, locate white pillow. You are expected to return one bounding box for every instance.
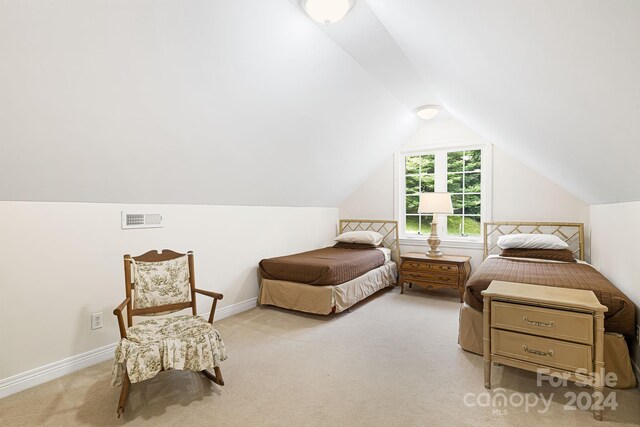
[335,231,384,246]
[497,233,569,250]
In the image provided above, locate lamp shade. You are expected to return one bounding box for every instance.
[418,192,453,214]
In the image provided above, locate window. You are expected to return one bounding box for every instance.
[398,145,490,242]
[404,154,435,235]
[447,150,482,236]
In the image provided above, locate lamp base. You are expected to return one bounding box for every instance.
[426,221,443,257]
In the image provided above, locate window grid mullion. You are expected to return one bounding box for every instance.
[418,160,422,235]
[402,150,482,238]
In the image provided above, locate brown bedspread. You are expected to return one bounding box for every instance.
[464,257,636,336]
[259,247,385,286]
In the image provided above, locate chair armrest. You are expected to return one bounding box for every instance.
[113,297,131,315]
[195,289,224,300]
[113,297,130,339]
[194,289,223,324]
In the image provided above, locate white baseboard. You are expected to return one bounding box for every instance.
[203,297,258,321]
[0,342,117,399]
[0,297,258,399]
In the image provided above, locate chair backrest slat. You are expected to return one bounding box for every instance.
[131,302,193,316]
[132,249,186,262]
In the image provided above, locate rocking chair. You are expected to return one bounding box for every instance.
[112,250,226,417]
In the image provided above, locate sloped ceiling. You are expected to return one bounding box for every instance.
[3,1,639,207]
[0,0,419,206]
[366,0,640,205]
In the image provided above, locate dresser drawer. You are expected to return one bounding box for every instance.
[491,301,593,344]
[403,271,459,285]
[428,263,459,274]
[402,261,459,274]
[491,329,592,373]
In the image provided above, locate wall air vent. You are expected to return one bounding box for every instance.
[121,212,163,229]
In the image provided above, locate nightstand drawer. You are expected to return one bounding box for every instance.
[428,263,459,274]
[491,301,593,344]
[491,329,592,373]
[403,271,458,285]
[403,261,459,274]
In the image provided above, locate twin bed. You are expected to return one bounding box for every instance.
[258,219,399,315]
[458,222,637,388]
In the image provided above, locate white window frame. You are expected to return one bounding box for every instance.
[394,143,492,250]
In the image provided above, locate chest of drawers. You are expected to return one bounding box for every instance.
[399,253,471,302]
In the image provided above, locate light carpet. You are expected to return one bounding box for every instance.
[0,287,638,426]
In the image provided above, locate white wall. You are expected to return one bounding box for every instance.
[0,201,338,380]
[590,201,640,367]
[340,119,591,268]
[341,157,395,220]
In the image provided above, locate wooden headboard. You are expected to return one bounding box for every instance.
[339,219,400,260]
[484,221,585,261]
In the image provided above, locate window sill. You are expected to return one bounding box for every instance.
[399,237,484,251]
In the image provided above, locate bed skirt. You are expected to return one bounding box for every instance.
[458,303,637,389]
[259,262,397,315]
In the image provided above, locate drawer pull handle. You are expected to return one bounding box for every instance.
[523,317,555,328]
[522,345,554,357]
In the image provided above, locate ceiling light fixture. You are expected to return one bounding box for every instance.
[301,0,354,25]
[415,105,441,120]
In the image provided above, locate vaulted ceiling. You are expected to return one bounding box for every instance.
[2,1,639,206]
[365,0,640,204]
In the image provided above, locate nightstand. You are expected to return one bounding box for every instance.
[482,281,608,420]
[399,253,472,302]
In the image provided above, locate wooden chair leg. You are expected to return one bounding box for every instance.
[117,375,131,418]
[214,366,224,386]
[202,367,224,386]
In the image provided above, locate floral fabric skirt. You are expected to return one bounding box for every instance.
[111,315,227,387]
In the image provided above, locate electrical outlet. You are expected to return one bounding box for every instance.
[91,312,103,330]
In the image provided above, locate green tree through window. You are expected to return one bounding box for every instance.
[402,148,483,238]
[447,150,481,236]
[404,154,434,234]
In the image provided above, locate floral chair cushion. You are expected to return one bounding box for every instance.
[132,255,191,311]
[111,315,227,386]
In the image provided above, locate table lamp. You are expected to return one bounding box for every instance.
[418,192,453,257]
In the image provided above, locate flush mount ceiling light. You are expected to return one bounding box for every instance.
[301,0,355,25]
[415,105,441,120]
